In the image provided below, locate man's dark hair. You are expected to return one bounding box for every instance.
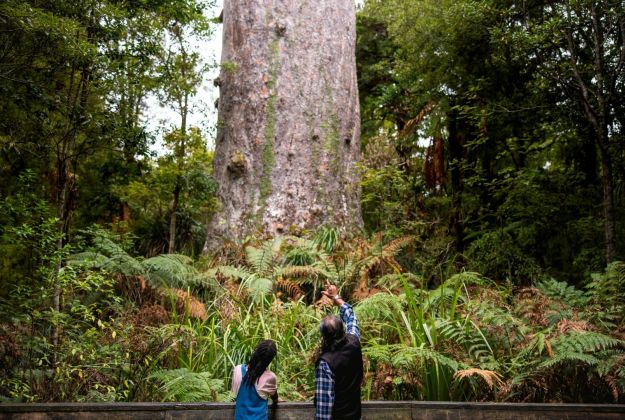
[244,339,277,385]
[319,315,346,353]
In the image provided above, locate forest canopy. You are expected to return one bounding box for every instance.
[0,0,624,404]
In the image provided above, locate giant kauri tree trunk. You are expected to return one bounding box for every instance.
[206,0,362,249]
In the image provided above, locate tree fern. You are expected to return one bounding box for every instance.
[142,254,198,288]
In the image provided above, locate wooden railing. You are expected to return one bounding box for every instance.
[1,401,624,419]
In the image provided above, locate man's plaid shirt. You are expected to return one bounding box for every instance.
[314,302,360,420]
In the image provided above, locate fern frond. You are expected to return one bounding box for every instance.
[539,352,599,369]
[244,238,284,275]
[535,278,588,308]
[149,368,227,402]
[355,292,405,323]
[375,273,423,290]
[69,250,144,277]
[312,226,339,253]
[391,344,463,372]
[551,331,623,354]
[422,286,464,313]
[67,251,109,268]
[362,343,395,364]
[381,236,414,258]
[239,274,272,301]
[596,353,625,377]
[142,254,198,288]
[439,320,494,362]
[445,271,488,288]
[588,261,625,307]
[245,246,267,274]
[212,265,252,280]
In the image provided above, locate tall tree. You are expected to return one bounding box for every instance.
[524,0,625,262]
[155,0,211,254]
[160,31,205,254]
[0,0,213,352]
[206,0,362,249]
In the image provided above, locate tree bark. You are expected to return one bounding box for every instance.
[206,0,362,249]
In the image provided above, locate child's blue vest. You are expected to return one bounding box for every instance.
[234,364,268,420]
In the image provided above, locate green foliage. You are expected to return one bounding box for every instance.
[535,278,588,308]
[357,0,624,284]
[2,227,625,403]
[149,369,229,402]
[2,0,625,406]
[587,262,625,309]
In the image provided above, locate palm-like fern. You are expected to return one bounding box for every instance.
[69,236,219,320]
[70,236,218,291]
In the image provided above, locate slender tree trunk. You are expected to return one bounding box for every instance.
[168,31,190,254]
[447,109,464,253]
[52,159,68,352]
[206,0,362,250]
[597,130,617,263]
[168,186,180,254]
[169,92,188,254]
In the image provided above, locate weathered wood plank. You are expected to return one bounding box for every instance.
[1,402,624,420]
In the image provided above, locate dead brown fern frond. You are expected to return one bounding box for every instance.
[279,265,326,279]
[161,288,208,321]
[133,304,170,328]
[545,339,554,357]
[276,278,303,300]
[556,319,593,334]
[424,136,447,188]
[605,375,620,401]
[399,101,435,138]
[454,368,504,390]
[315,294,334,309]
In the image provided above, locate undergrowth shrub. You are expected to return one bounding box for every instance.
[1,227,623,403]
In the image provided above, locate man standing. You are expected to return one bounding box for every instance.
[315,282,363,420]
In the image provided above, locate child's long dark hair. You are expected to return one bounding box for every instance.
[244,339,277,385]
